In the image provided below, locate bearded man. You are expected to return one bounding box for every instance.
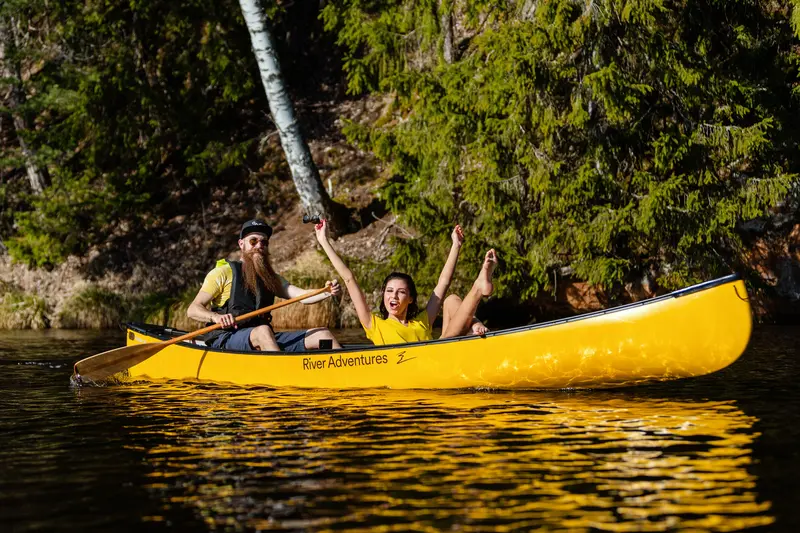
[187,219,342,352]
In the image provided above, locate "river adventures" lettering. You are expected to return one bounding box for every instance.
[302,353,389,370]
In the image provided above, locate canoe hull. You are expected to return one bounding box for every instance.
[123,276,752,389]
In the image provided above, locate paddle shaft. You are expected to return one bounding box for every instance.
[164,285,332,347]
[72,286,332,381]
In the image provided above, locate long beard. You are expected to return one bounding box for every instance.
[242,249,283,297]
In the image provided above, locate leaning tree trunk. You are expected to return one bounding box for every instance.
[439,0,454,64]
[0,17,50,194]
[237,0,347,234]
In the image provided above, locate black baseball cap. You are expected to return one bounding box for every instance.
[239,219,273,239]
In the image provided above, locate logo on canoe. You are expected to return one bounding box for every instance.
[302,350,417,371]
[395,351,416,364]
[303,353,389,370]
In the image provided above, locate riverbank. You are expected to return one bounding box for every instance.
[0,215,409,331]
[1,103,798,330]
[2,220,798,330]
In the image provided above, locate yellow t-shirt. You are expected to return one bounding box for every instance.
[364,310,432,345]
[199,260,288,308]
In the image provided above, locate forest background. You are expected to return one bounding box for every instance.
[1,0,799,331]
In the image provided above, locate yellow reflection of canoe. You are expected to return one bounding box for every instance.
[121,275,751,389]
[109,387,773,531]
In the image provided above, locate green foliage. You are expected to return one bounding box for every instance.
[322,0,506,94]
[1,0,272,266]
[7,171,112,266]
[325,0,800,299]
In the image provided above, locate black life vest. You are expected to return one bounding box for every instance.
[203,259,275,344]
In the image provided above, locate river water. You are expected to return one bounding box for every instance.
[1,326,798,532]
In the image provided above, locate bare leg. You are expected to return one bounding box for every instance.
[441,294,487,338]
[440,294,462,337]
[250,325,280,351]
[304,327,343,349]
[441,250,497,338]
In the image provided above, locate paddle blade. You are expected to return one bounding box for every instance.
[73,342,165,382]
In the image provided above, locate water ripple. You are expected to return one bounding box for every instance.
[65,384,771,532]
[2,327,798,531]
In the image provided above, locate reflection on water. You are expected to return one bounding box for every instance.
[73,384,772,531]
[3,327,799,531]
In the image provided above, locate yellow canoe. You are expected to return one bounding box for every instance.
[121,275,752,389]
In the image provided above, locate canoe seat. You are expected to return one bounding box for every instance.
[184,339,207,347]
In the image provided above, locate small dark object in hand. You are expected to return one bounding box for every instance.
[303,214,321,224]
[319,339,333,350]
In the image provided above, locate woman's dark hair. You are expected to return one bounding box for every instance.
[379,272,419,319]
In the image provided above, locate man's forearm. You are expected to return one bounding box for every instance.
[300,290,332,305]
[188,303,216,322]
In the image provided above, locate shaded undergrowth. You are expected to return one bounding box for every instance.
[0,282,49,329]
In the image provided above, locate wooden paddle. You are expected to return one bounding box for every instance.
[73,285,332,383]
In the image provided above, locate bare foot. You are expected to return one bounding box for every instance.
[470,321,488,336]
[475,249,497,297]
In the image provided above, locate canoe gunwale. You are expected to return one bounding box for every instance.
[126,273,743,358]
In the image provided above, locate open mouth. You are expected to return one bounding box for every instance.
[388,301,399,311]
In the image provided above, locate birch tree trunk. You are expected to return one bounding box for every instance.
[439,0,454,64]
[0,17,50,194]
[237,0,346,232]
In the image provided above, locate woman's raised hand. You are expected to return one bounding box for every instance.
[314,218,329,245]
[451,224,465,247]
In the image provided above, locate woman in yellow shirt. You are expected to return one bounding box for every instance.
[314,219,497,345]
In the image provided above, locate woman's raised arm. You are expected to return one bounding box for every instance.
[314,219,373,330]
[425,225,464,326]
